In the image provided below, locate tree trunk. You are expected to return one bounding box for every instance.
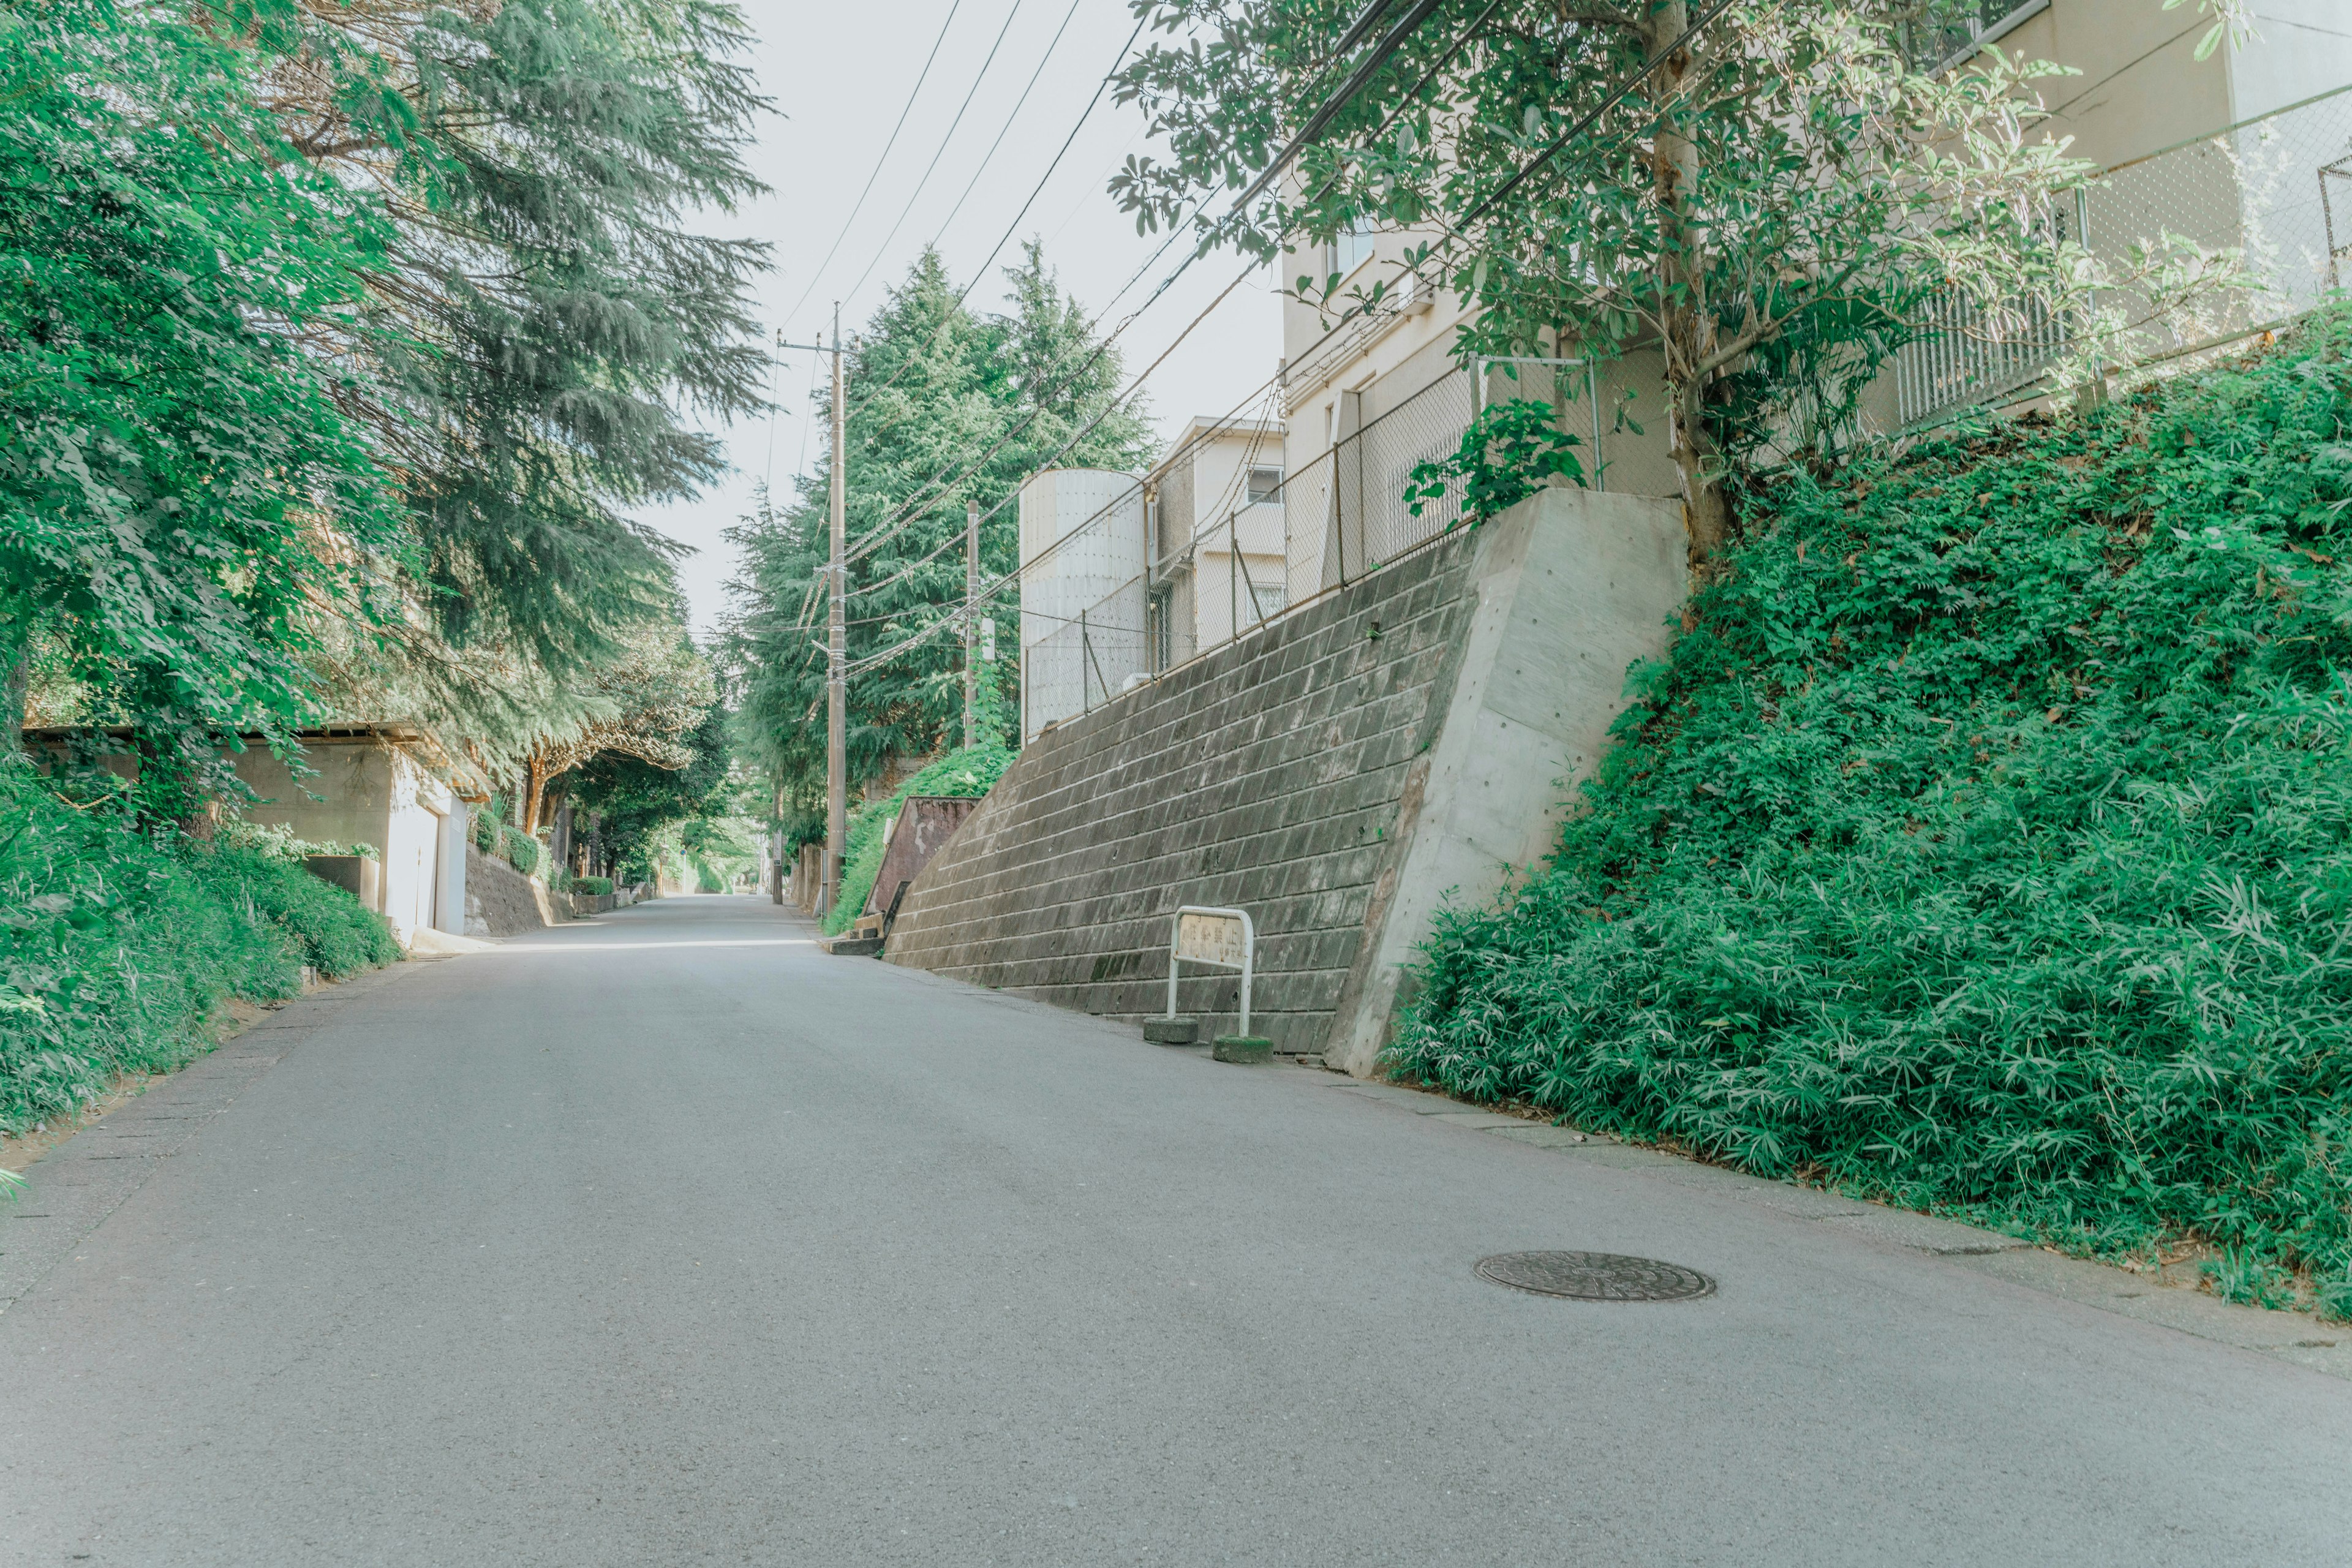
[1645,0,1731,573]
[522,754,548,836]
[1,650,26,755]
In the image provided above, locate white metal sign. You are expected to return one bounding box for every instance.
[1175,910,1248,970]
[1167,905,1256,1038]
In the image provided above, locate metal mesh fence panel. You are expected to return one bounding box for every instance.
[1351,367,1474,569]
[1017,365,1482,739]
[1896,85,2352,429]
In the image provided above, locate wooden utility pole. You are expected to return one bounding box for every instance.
[963,496,980,751]
[779,307,849,916]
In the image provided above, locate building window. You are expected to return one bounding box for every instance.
[1246,466,1282,504]
[1899,1,2042,74]
[1324,224,1376,281]
[1245,581,1288,622]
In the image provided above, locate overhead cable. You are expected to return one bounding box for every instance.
[837,0,1472,569]
[837,0,1035,311]
[776,0,968,334]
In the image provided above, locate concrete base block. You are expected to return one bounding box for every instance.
[1212,1035,1273,1064]
[826,935,884,957]
[1143,1017,1199,1046]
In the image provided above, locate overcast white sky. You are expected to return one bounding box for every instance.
[633,0,1281,642]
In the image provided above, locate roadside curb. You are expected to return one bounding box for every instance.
[1318,1074,2352,1381]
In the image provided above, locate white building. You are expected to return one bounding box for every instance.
[233,728,470,946]
[1145,415,1287,668]
[1017,467,1150,743]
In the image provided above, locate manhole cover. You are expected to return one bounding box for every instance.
[1475,1251,1715,1302]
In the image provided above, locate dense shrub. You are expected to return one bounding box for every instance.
[184,846,401,978]
[821,741,1014,936]
[499,825,542,877]
[0,765,396,1134]
[473,796,502,855]
[573,875,613,896]
[1392,314,2352,1317]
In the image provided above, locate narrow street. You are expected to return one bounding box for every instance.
[3,895,2347,1567]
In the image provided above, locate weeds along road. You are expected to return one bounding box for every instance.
[3,894,2348,1566]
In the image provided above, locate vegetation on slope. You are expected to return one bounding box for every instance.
[1392,315,2352,1318]
[0,766,397,1136]
[821,736,1016,938]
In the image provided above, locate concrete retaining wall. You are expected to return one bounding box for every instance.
[883,485,1685,1070]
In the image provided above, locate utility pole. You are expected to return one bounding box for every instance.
[963,497,979,751]
[778,306,849,917]
[825,303,846,918]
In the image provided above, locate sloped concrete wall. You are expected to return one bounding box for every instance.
[884,486,1685,1067]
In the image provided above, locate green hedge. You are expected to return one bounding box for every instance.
[573,875,613,895]
[0,765,398,1134]
[1393,312,2352,1319]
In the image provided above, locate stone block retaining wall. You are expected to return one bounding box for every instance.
[883,487,1686,1067]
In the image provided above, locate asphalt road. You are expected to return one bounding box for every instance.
[4,894,2349,1566]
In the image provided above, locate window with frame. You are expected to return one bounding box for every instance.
[1246,466,1282,504]
[1324,224,1376,281]
[1896,0,2042,74]
[1243,579,1287,622]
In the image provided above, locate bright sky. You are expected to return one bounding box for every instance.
[633,0,1283,643]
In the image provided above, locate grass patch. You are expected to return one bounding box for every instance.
[1390,311,2352,1317]
[0,761,398,1134]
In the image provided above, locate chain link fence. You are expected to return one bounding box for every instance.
[1898,83,2352,428]
[1019,370,1480,742]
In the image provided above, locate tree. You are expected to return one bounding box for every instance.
[570,704,734,881]
[514,623,716,835]
[1114,1,2092,565]
[724,245,1151,812]
[0,0,406,814]
[251,0,772,704]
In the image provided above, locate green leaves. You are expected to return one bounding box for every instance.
[724,245,1151,810]
[1115,2,2097,544]
[1392,312,2352,1313]
[0,0,406,804]
[0,760,395,1134]
[1404,397,1584,521]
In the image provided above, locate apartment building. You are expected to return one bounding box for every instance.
[1014,419,1289,744]
[1278,0,2352,543]
[1146,415,1288,666]
[1013,1,2351,741]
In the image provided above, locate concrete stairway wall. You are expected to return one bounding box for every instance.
[883,485,1685,1070]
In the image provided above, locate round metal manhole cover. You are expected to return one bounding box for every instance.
[1475,1251,1716,1302]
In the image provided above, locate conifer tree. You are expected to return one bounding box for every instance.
[725,246,1151,813]
[255,0,772,707]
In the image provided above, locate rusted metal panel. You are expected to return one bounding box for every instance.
[863,796,981,919]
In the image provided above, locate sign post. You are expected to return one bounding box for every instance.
[1147,905,1270,1062]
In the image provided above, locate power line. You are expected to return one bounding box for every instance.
[1457,0,1745,233]
[843,8,1150,421]
[946,9,1151,317]
[842,0,1752,678]
[926,0,1087,252]
[836,0,1034,312]
[777,0,968,334]
[837,0,1474,571]
[1224,0,1451,217]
